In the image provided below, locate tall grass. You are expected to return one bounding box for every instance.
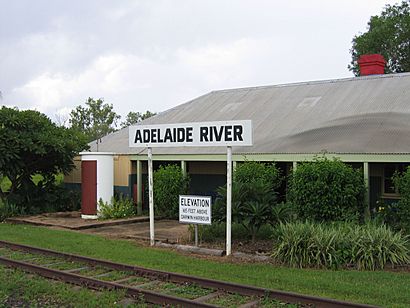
[272,222,410,270]
[350,224,410,270]
[0,198,23,222]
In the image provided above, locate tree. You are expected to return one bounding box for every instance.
[120,110,157,128]
[69,97,121,142]
[349,1,410,75]
[0,107,88,207]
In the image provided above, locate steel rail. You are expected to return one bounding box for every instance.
[0,240,379,308]
[0,256,215,307]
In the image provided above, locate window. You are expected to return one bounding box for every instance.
[383,164,407,195]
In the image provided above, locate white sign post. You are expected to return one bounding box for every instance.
[129,120,252,253]
[147,147,154,246]
[226,146,232,256]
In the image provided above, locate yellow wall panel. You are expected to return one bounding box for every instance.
[114,155,131,186]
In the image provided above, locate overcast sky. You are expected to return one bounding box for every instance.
[0,0,399,123]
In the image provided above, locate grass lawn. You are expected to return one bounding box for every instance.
[0,223,408,308]
[0,266,145,307]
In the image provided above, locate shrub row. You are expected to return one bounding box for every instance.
[271,222,410,270]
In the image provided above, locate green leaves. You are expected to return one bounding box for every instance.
[0,107,88,207]
[289,157,365,222]
[381,167,410,233]
[69,97,121,142]
[349,0,410,74]
[214,161,284,241]
[272,222,410,270]
[120,111,156,128]
[99,196,136,219]
[153,165,190,219]
[69,98,157,141]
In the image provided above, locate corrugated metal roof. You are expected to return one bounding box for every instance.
[89,73,410,155]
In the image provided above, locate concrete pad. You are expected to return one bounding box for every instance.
[6,211,190,244]
[6,211,150,230]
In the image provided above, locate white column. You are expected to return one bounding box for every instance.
[226,146,232,256]
[148,147,155,246]
[181,160,187,176]
[80,152,114,219]
[293,161,298,172]
[363,162,370,220]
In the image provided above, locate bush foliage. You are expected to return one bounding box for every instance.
[214,161,287,241]
[99,195,136,219]
[272,222,410,270]
[0,107,87,212]
[0,198,24,222]
[385,167,410,233]
[234,160,282,193]
[194,222,273,243]
[289,157,366,222]
[153,165,189,219]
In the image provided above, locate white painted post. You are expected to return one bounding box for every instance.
[363,162,370,220]
[194,224,199,246]
[293,161,298,172]
[148,147,155,246]
[181,160,186,175]
[226,146,232,256]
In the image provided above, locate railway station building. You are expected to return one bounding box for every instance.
[64,55,410,212]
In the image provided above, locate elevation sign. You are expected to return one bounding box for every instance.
[179,195,212,225]
[129,120,252,147]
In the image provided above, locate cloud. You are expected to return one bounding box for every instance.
[176,38,272,85]
[1,0,401,123]
[8,53,156,114]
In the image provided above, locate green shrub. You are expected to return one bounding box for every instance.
[153,165,189,219]
[272,221,344,269]
[386,168,410,233]
[0,198,23,222]
[6,181,81,214]
[289,157,366,222]
[350,223,410,270]
[99,195,136,219]
[272,222,410,270]
[234,160,282,193]
[196,222,273,243]
[214,161,284,241]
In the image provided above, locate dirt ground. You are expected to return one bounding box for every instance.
[81,220,190,243]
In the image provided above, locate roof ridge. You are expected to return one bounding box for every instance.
[210,72,410,94]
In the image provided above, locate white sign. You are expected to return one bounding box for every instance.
[179,195,212,225]
[129,120,252,147]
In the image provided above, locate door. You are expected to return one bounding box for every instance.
[81,160,97,215]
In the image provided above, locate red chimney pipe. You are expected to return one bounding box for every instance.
[358,54,386,76]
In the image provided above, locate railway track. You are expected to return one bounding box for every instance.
[0,240,378,307]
